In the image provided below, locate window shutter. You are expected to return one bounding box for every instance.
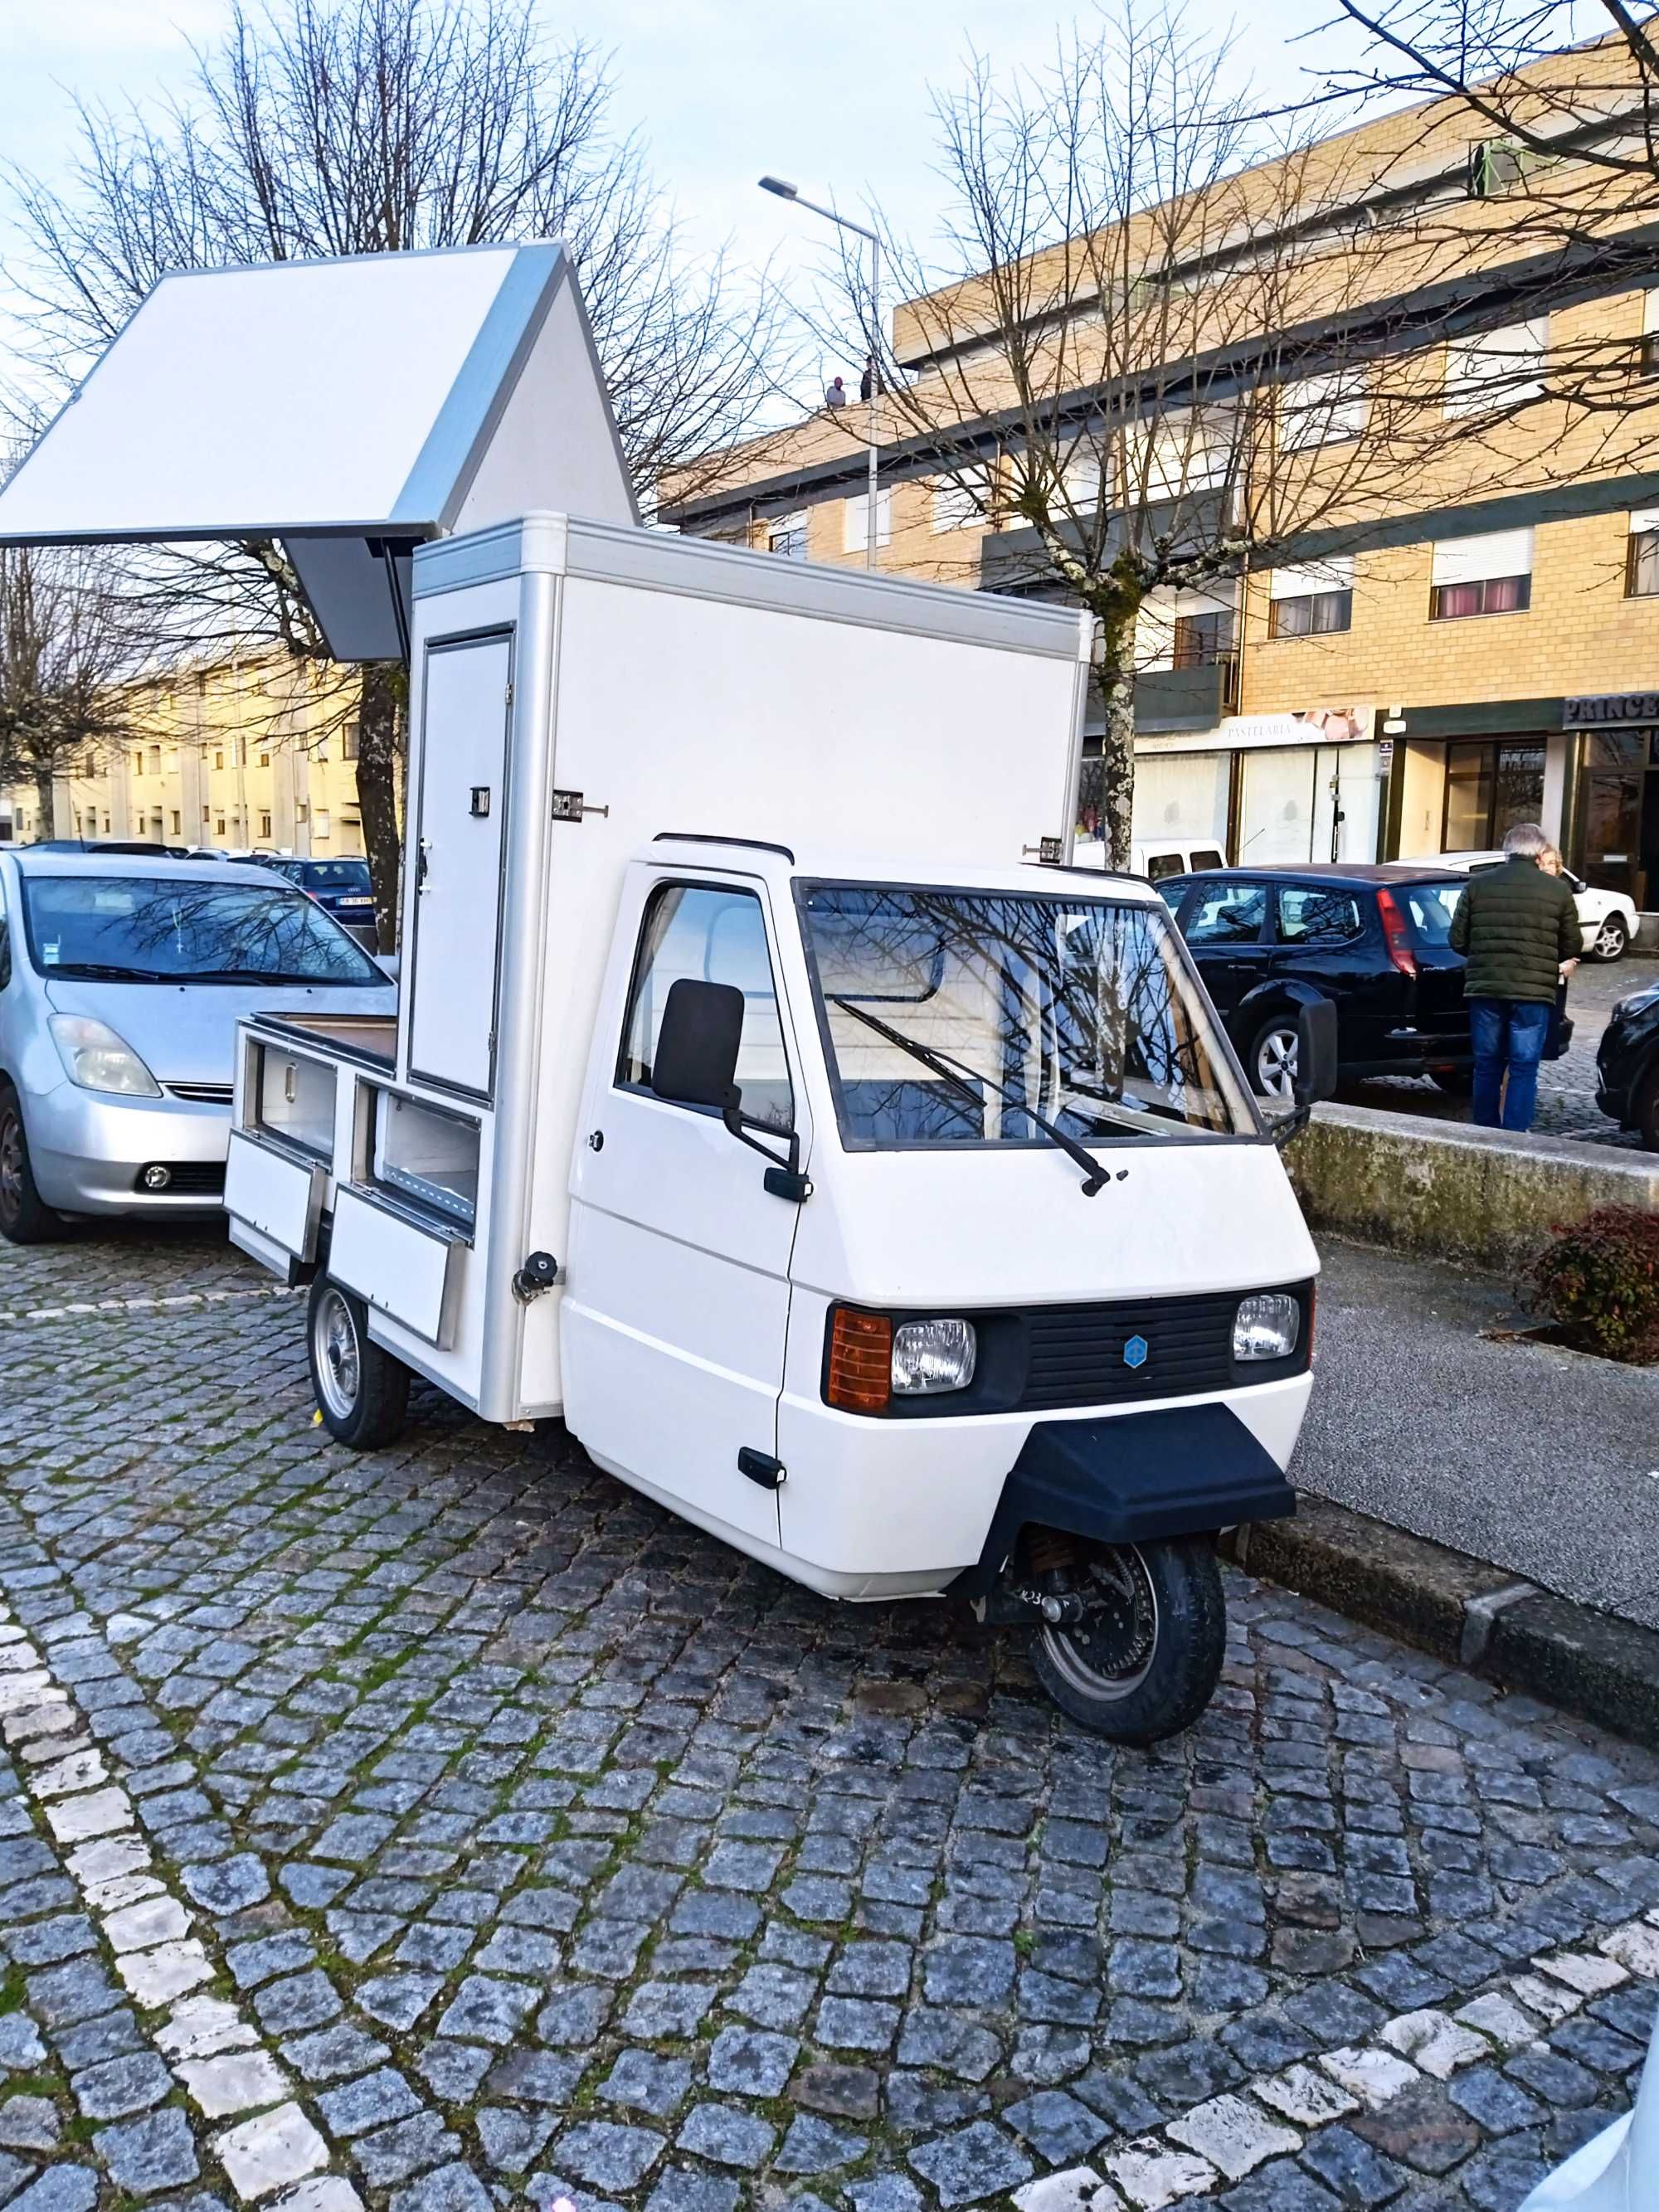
[1630,506,1659,535]
[1267,554,1355,600]
[842,490,892,552]
[1430,527,1533,586]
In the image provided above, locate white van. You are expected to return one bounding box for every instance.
[1074,836,1229,882]
[221,516,1330,1746]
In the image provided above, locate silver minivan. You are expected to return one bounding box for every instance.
[0,849,396,1241]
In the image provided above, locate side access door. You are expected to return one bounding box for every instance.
[562,872,810,1549]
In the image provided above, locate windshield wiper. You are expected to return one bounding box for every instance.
[43,961,173,983]
[830,996,1112,1198]
[187,969,341,984]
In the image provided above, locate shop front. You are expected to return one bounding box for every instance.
[1126,706,1384,865]
[1564,693,1659,910]
[1379,699,1569,864]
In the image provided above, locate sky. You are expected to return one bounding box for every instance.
[0,0,1363,413]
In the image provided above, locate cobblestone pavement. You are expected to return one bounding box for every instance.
[1340,950,1657,1145]
[2,1228,1659,2212]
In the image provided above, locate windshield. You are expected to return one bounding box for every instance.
[22,874,384,985]
[799,882,1259,1147]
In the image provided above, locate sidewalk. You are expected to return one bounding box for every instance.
[1297,1235,1659,1623]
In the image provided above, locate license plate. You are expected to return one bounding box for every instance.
[341,898,372,909]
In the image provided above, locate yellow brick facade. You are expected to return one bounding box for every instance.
[0,654,367,855]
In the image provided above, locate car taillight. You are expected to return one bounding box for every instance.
[1376,889,1417,979]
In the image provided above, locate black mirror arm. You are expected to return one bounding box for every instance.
[1271,1101,1313,1150]
[721,1097,811,1202]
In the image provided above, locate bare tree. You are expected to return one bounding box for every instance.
[7,0,787,942]
[768,2,1657,866]
[0,545,135,833]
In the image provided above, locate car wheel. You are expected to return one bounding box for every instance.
[1591,915,1629,961]
[1248,1016,1301,1104]
[0,1082,65,1246]
[1638,1067,1659,1155]
[1028,1535,1226,1746]
[307,1276,411,1449]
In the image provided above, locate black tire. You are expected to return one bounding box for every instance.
[1590,915,1629,963]
[1028,1534,1226,1747]
[1637,1067,1659,1155]
[1248,1014,1301,1105]
[0,1081,65,1245]
[1429,1067,1473,1096]
[307,1275,411,1449]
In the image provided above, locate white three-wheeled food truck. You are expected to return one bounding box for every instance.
[0,243,1330,1743]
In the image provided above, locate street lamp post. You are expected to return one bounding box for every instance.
[759,176,881,571]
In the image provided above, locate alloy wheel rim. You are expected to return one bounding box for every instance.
[1597,920,1624,957]
[314,1288,362,1421]
[1258,1028,1299,1102]
[1040,1544,1161,1701]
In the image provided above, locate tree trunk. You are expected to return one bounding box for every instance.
[356,664,405,953]
[1096,655,1136,874]
[33,765,58,843]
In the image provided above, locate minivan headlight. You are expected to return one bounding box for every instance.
[48,1014,163,1097]
[891,1318,977,1395]
[1233,1292,1299,1363]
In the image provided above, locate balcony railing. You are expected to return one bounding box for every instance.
[1133,654,1239,733]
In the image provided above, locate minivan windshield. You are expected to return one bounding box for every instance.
[799,882,1259,1147]
[22,875,384,985]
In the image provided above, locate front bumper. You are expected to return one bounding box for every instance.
[951,1400,1295,1598]
[28,1083,229,1215]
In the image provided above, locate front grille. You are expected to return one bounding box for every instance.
[1019,1285,1308,1412]
[132,1163,226,1196]
[165,1083,234,1105]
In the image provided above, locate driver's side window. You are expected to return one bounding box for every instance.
[616,884,794,1131]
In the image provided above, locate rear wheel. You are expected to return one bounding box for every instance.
[1592,915,1629,962]
[1248,1016,1300,1104]
[307,1276,411,1449]
[1027,1533,1226,1746]
[0,1082,65,1245]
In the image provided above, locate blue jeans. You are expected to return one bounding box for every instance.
[1469,997,1552,1131]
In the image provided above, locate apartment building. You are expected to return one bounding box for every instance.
[662,45,1659,912]
[0,653,367,856]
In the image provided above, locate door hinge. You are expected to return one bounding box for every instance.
[737,1448,786,1490]
[504,681,514,708]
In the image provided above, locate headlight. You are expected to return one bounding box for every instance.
[891,1318,977,1395]
[1233,1292,1299,1363]
[47,1015,163,1097]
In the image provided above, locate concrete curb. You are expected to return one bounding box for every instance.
[1225,1495,1659,1750]
[1286,1101,1659,1275]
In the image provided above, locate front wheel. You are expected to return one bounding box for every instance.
[1027,1534,1226,1746]
[1248,1016,1301,1104]
[1591,915,1629,962]
[307,1276,411,1449]
[0,1082,66,1246]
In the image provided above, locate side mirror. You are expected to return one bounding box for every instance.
[650,978,744,1110]
[1294,997,1339,1106]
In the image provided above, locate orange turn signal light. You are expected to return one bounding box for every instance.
[826,1307,892,1413]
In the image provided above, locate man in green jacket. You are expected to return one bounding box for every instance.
[1447,821,1582,1131]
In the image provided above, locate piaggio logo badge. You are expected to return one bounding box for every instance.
[1123,1334,1149,1370]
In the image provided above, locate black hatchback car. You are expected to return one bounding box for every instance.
[1159,863,1567,1101]
[1596,978,1659,1149]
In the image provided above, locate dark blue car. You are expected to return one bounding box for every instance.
[257,857,377,940]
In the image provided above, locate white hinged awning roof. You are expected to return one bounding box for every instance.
[0,241,636,659]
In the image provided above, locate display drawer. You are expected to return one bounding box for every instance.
[328,1184,465,1347]
[253,1043,338,1159]
[224,1131,325,1261]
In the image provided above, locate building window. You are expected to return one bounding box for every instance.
[259,751,270,768]
[1627,511,1659,595]
[1443,739,1545,848]
[1171,610,1235,665]
[931,477,981,533]
[1266,555,1355,639]
[766,511,810,560]
[296,803,309,823]
[216,817,226,835]
[1467,137,1539,197]
[202,805,212,823]
[260,811,272,839]
[1429,527,1533,619]
[170,810,182,834]
[342,724,359,762]
[314,810,331,839]
[1443,318,1547,418]
[103,814,111,834]
[1277,370,1368,450]
[841,489,892,554]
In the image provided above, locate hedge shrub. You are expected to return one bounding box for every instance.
[1522,1204,1659,1362]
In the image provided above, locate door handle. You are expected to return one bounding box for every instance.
[416,839,432,892]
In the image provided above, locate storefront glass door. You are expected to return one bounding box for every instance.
[1576,730,1657,906]
[1442,739,1545,850]
[1239,743,1382,864]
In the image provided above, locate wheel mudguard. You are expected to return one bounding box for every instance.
[953,1401,1294,1598]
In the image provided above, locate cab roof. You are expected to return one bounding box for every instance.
[643,834,1161,904]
